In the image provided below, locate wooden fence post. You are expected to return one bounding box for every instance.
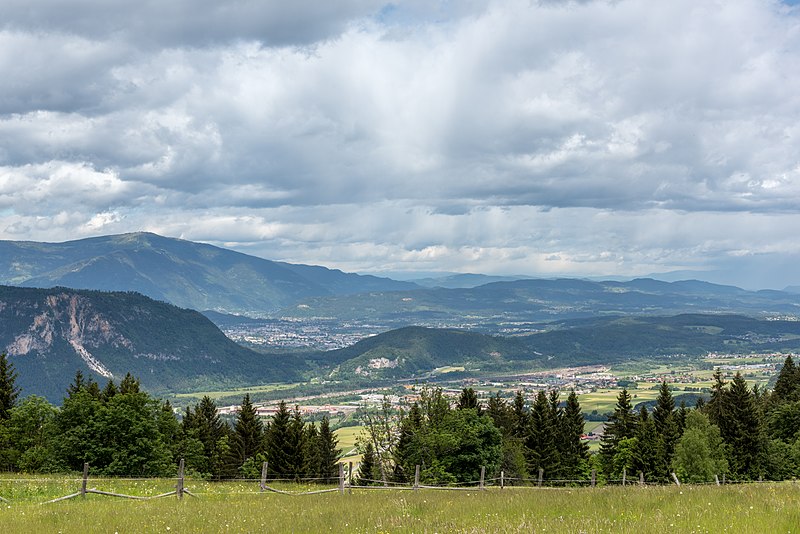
[715,474,720,486]
[348,462,353,494]
[177,458,185,500]
[414,465,420,491]
[339,463,345,495]
[538,468,543,488]
[500,470,505,490]
[81,462,89,498]
[622,467,626,486]
[638,471,644,486]
[722,474,726,485]
[260,461,268,492]
[591,469,596,488]
[671,472,681,486]
[480,466,485,490]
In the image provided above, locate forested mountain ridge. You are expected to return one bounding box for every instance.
[0,285,301,401]
[0,232,417,315]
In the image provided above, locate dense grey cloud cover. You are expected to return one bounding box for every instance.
[1,0,799,288]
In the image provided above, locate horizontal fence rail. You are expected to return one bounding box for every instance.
[0,460,793,505]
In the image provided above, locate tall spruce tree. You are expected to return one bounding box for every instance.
[705,370,728,430]
[182,396,229,477]
[631,406,662,482]
[600,389,637,477]
[287,406,307,480]
[525,391,559,478]
[723,372,765,479]
[357,441,379,486]
[0,353,20,421]
[264,400,293,478]
[652,381,678,476]
[774,355,799,402]
[560,390,589,480]
[316,416,341,483]
[228,394,264,473]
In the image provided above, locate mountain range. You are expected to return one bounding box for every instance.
[0,232,416,315]
[277,277,800,328]
[2,232,800,401]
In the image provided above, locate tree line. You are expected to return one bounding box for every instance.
[0,353,340,479]
[600,356,800,482]
[3,349,800,484]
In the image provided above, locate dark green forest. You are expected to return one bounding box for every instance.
[2,352,800,484]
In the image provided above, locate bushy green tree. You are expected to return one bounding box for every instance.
[672,410,728,483]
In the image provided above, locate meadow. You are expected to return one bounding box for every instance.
[1,477,798,533]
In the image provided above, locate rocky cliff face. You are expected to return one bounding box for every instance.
[0,286,299,401]
[7,293,129,378]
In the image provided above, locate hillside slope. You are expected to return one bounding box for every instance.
[0,285,301,401]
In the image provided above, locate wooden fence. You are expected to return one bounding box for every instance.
[0,460,785,505]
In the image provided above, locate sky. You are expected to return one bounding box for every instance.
[1,0,800,290]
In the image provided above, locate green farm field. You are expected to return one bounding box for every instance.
[1,477,798,533]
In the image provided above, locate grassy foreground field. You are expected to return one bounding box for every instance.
[1,478,799,533]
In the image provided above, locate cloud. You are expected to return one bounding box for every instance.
[0,0,385,48]
[1,0,800,288]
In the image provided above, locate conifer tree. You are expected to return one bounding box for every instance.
[303,422,321,478]
[560,390,589,480]
[774,355,799,402]
[287,406,307,480]
[357,441,378,486]
[0,352,20,421]
[652,381,678,475]
[316,416,341,483]
[101,379,118,402]
[264,400,293,478]
[182,396,229,477]
[675,400,688,437]
[723,372,765,479]
[457,387,480,412]
[631,406,662,482]
[228,394,264,473]
[525,391,559,478]
[486,392,515,436]
[393,403,422,482]
[119,373,140,394]
[600,389,637,477]
[512,391,529,439]
[705,370,728,430]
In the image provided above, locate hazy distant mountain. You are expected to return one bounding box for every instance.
[410,273,533,289]
[279,277,800,326]
[0,285,302,401]
[0,232,417,315]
